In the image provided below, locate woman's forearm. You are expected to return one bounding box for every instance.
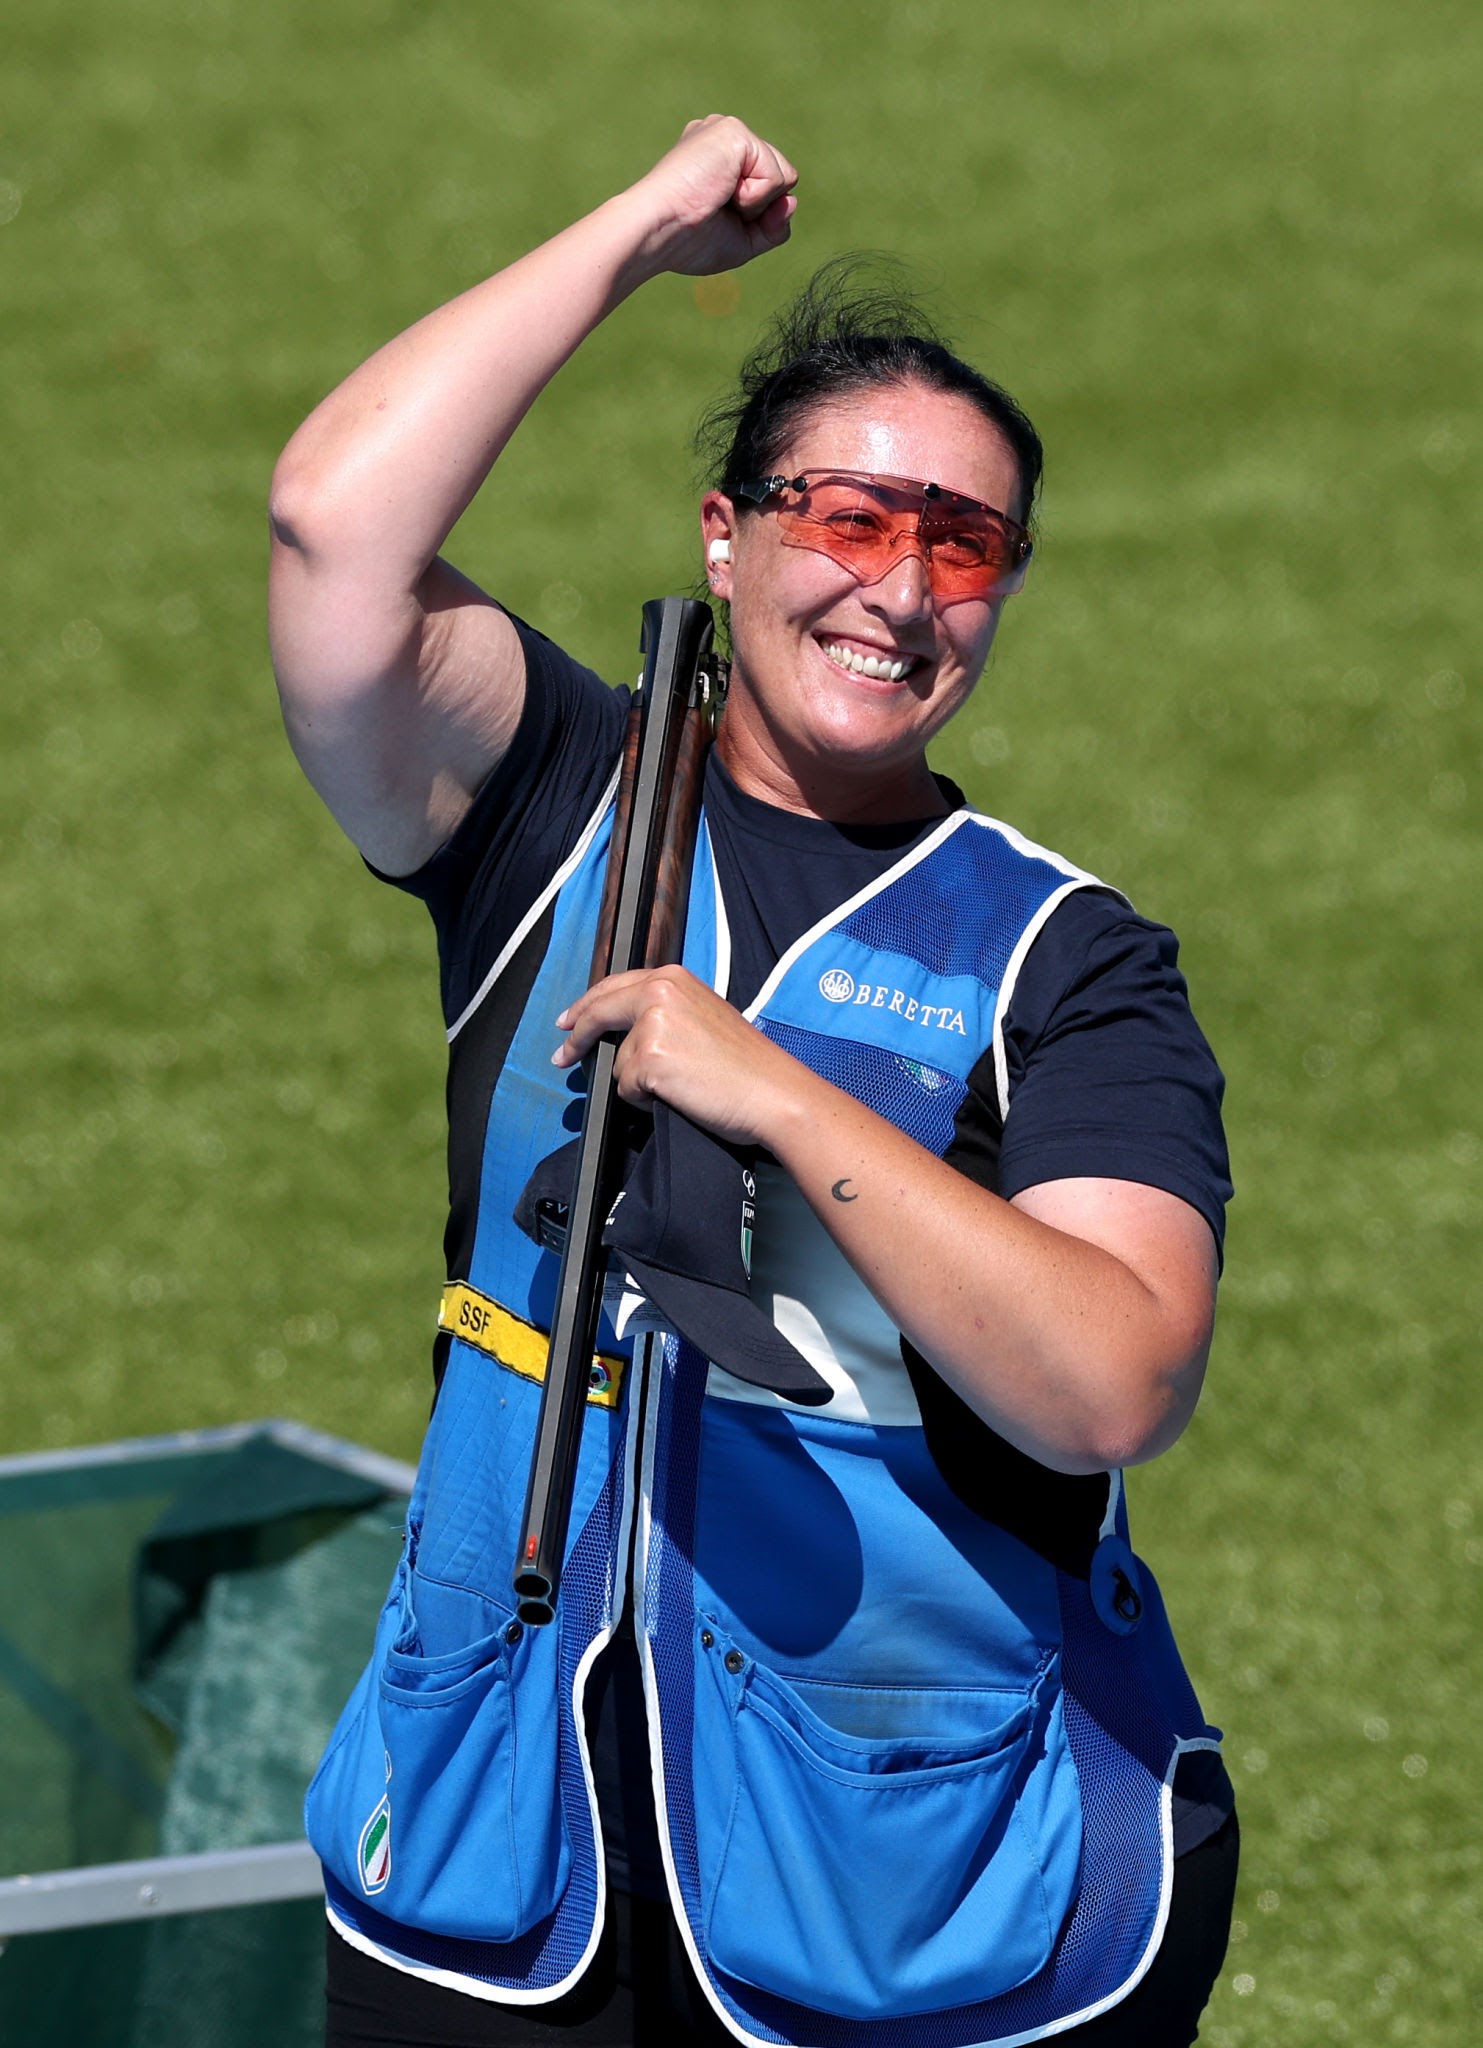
[269,117,796,582]
[268,190,665,577]
[763,1068,1216,1476]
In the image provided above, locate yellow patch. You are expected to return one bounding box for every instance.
[437,1284,625,1410]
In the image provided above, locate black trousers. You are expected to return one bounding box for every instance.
[325,1810,1239,2048]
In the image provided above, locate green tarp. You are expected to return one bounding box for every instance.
[0,1424,411,2046]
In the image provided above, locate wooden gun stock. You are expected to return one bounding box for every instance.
[590,669,712,981]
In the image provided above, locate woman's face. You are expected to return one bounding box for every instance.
[702,381,1025,820]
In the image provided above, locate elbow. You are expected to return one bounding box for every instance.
[268,447,325,558]
[1046,1409,1192,1480]
[1087,1409,1190,1475]
[988,1367,1206,1479]
[1087,1341,1211,1472]
[1028,1317,1212,1476]
[268,428,366,562]
[1091,1273,1216,1470]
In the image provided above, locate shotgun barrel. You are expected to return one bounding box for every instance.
[512,597,724,1625]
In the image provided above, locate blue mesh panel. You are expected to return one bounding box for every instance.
[646,1356,1184,2045]
[325,1425,625,1995]
[837,826,1076,988]
[757,1019,967,1155]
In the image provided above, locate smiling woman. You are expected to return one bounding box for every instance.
[268,116,1237,2048]
[701,384,1025,814]
[693,266,1040,820]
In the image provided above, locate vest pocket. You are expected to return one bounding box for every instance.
[694,1632,1082,2020]
[306,1558,571,1942]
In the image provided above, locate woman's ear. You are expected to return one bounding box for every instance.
[700,492,736,599]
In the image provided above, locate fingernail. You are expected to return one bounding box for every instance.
[554,1009,571,1029]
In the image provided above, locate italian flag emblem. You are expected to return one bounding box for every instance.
[357,1795,391,1895]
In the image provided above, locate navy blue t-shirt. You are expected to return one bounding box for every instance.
[385,612,1235,1883]
[402,615,1231,1254]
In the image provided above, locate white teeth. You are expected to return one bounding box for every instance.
[824,641,912,682]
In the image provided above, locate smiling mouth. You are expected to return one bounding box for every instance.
[821,640,921,683]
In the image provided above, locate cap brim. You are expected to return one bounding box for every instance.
[622,1255,833,1405]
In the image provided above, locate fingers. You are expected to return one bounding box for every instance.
[677,113,793,187]
[549,963,795,1145]
[658,114,797,232]
[551,968,697,1114]
[732,135,799,223]
[549,965,739,1104]
[551,964,698,1068]
[743,190,797,255]
[552,970,643,1066]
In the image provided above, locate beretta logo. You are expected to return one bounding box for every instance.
[816,965,969,1036]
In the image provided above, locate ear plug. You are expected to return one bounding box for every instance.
[707,538,731,564]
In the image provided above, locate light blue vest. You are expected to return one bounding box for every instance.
[306,797,1222,2043]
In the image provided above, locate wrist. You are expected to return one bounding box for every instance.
[754,1059,839,1176]
[585,185,682,300]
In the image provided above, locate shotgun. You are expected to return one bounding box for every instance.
[513,597,725,1626]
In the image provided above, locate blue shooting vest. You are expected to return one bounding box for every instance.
[306,794,1222,2043]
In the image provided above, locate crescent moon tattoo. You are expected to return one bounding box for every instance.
[830,1178,859,1203]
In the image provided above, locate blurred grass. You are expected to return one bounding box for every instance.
[2,1,1480,2041]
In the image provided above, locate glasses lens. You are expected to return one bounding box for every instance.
[774,475,1022,599]
[775,478,911,581]
[919,499,1017,592]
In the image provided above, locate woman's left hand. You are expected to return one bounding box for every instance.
[553,965,796,1146]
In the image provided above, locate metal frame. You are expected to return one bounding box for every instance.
[0,1416,416,1495]
[0,1843,324,1937]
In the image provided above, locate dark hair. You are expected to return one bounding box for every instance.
[695,256,1043,527]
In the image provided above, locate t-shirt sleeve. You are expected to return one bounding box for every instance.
[368,613,630,1025]
[948,889,1232,1259]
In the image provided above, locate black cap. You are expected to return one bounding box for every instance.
[515,1107,831,1406]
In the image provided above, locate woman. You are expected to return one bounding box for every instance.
[270,117,1237,2048]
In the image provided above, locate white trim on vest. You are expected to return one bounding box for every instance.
[954,814,1114,1126]
[741,809,969,1024]
[702,821,733,1003]
[320,1324,654,2009]
[1099,1467,1126,1542]
[633,1340,766,2048]
[322,1596,612,2004]
[327,1613,615,2004]
[445,765,620,1044]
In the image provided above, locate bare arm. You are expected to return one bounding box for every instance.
[765,1076,1216,1476]
[267,116,797,874]
[552,968,1217,1477]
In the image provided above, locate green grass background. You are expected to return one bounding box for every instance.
[3,1,1479,2040]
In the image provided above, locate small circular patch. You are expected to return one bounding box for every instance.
[1090,1534,1144,1635]
[818,968,855,1003]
